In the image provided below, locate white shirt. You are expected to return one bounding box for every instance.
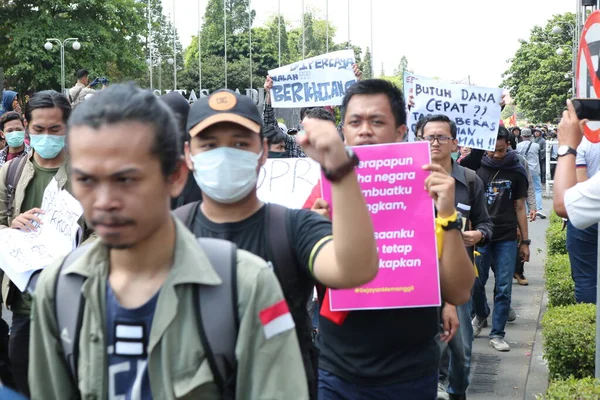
[576,137,600,178]
[564,171,600,229]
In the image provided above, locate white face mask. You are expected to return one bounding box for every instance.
[191,147,263,204]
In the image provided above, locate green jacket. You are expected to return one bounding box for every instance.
[29,217,308,399]
[0,151,84,314]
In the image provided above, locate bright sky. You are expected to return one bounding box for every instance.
[162,0,574,88]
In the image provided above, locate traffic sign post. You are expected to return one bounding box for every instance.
[576,10,600,143]
[576,10,600,379]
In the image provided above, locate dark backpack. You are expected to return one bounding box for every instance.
[173,201,318,399]
[4,154,28,219]
[52,237,239,399]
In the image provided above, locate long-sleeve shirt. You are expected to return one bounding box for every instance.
[263,104,307,158]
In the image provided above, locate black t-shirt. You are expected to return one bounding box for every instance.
[191,204,332,288]
[477,167,528,242]
[318,307,439,385]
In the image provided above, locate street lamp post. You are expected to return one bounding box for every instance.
[44,38,81,94]
[147,54,174,94]
[552,23,577,96]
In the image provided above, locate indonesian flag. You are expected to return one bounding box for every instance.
[509,113,517,127]
[259,299,295,339]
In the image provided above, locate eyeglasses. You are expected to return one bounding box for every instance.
[417,135,453,144]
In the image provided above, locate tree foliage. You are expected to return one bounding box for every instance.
[180,2,367,93]
[502,13,575,123]
[0,0,148,93]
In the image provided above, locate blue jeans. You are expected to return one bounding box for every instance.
[531,172,543,211]
[318,369,437,400]
[566,221,598,304]
[472,241,518,338]
[438,302,473,395]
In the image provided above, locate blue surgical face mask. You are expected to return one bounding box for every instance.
[30,134,65,159]
[5,131,25,148]
[191,147,263,204]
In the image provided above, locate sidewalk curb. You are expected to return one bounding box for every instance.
[523,289,549,399]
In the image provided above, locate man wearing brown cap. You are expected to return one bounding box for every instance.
[176,89,379,399]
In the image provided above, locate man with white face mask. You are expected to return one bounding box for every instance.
[0,111,30,167]
[0,90,91,397]
[178,89,379,399]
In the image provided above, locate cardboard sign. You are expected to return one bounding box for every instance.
[321,142,441,310]
[268,50,357,108]
[257,158,320,209]
[0,179,83,291]
[409,80,503,152]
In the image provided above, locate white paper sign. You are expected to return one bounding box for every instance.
[0,179,84,291]
[268,50,357,108]
[409,80,503,152]
[257,158,320,209]
[403,71,430,142]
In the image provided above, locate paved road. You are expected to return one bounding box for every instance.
[467,199,551,400]
[2,201,553,399]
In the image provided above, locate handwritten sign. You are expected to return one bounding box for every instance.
[268,50,357,108]
[257,158,320,209]
[0,179,83,291]
[409,79,503,152]
[321,142,441,310]
[403,71,430,142]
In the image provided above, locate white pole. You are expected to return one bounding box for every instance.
[60,42,65,94]
[173,0,177,90]
[370,0,373,77]
[249,0,252,89]
[224,0,227,88]
[198,0,202,93]
[148,0,153,90]
[326,0,329,53]
[278,0,281,66]
[302,0,305,58]
[347,0,350,48]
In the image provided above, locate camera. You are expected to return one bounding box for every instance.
[89,77,109,88]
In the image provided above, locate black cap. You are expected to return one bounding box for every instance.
[76,69,89,79]
[187,89,262,137]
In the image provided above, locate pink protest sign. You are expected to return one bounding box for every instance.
[321,142,441,310]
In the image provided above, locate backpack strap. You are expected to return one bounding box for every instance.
[54,244,92,385]
[264,203,317,398]
[194,237,238,399]
[464,167,477,208]
[172,201,201,230]
[5,154,27,218]
[525,141,534,156]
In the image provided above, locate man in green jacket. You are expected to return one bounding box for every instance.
[0,90,80,397]
[29,83,307,399]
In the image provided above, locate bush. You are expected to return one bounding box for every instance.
[542,303,596,380]
[538,377,600,399]
[544,254,575,307]
[546,222,567,256]
[549,211,564,226]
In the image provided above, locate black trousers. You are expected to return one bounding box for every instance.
[540,159,547,184]
[8,313,30,398]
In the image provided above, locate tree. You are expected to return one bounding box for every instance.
[393,56,410,77]
[180,4,364,93]
[362,47,373,79]
[502,13,575,123]
[0,0,147,93]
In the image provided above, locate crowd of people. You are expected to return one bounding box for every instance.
[0,64,597,400]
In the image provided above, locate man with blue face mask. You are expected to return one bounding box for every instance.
[178,89,379,399]
[0,90,86,397]
[0,111,31,167]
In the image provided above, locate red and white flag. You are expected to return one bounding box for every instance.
[259,299,295,339]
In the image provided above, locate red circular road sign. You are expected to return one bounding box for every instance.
[576,10,600,143]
